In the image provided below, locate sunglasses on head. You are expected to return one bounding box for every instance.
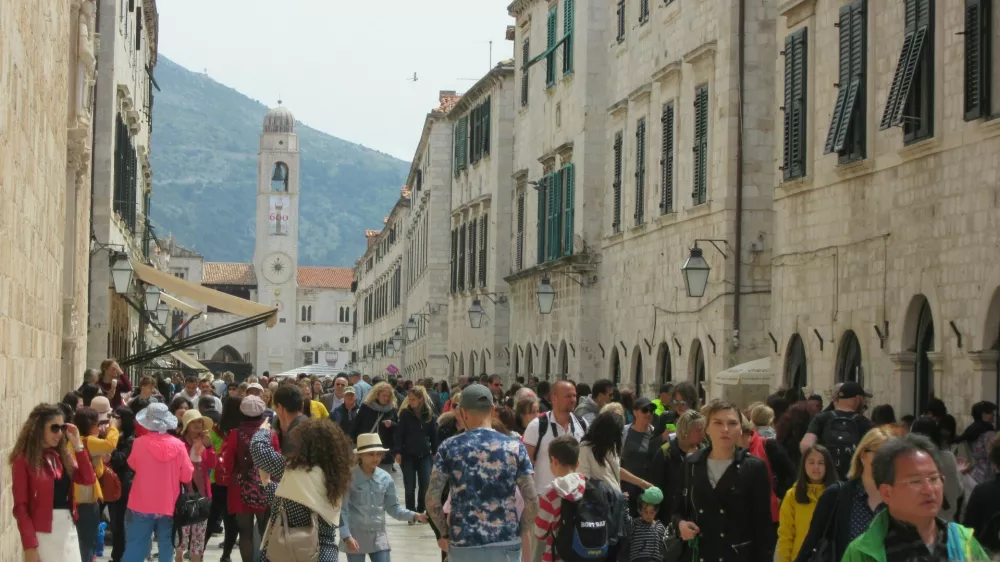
[49,424,67,434]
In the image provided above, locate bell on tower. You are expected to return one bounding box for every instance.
[271,162,288,192]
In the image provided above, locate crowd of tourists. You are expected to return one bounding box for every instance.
[12,360,1000,562]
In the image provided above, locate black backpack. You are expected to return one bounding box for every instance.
[553,479,612,562]
[822,414,861,480]
[532,413,588,463]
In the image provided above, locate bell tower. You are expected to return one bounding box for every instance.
[253,101,300,373]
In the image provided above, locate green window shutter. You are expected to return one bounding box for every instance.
[563,0,574,74]
[521,39,530,107]
[613,132,623,232]
[458,224,466,290]
[660,103,674,214]
[546,7,557,87]
[782,28,807,180]
[563,165,574,256]
[616,0,626,42]
[453,123,460,176]
[635,118,646,225]
[823,6,852,154]
[450,228,457,293]
[880,0,929,130]
[468,218,477,288]
[537,179,546,264]
[483,98,491,155]
[469,108,478,165]
[516,194,525,270]
[479,214,488,286]
[548,170,563,260]
[693,85,709,204]
[640,0,649,22]
[964,0,991,120]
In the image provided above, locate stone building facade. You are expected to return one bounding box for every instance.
[395,96,458,382]
[446,64,516,380]
[0,0,101,554]
[772,0,1000,420]
[87,0,160,371]
[354,194,410,379]
[599,0,777,398]
[504,0,610,382]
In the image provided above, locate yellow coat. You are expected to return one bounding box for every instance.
[309,400,329,419]
[74,426,120,504]
[776,482,825,562]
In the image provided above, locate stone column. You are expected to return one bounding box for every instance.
[889,352,917,416]
[968,350,1000,404]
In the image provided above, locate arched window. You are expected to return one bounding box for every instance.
[610,346,622,385]
[632,346,644,396]
[301,305,312,322]
[558,341,569,377]
[513,347,521,375]
[656,342,671,384]
[691,340,706,404]
[785,334,808,391]
[914,299,935,414]
[835,330,864,386]
[271,162,289,192]
[544,346,551,380]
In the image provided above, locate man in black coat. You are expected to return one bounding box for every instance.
[673,400,775,562]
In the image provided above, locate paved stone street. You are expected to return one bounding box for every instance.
[99,467,442,562]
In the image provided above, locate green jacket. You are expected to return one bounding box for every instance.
[841,511,990,562]
[652,398,667,417]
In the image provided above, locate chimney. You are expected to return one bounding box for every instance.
[365,230,381,248]
[438,90,461,113]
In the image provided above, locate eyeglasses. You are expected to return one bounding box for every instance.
[672,399,687,406]
[49,424,67,434]
[898,474,944,490]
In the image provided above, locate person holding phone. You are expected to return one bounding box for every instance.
[11,403,96,562]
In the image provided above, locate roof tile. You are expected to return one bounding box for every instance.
[297,267,353,289]
[203,262,257,285]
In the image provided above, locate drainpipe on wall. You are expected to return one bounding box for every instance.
[733,0,746,341]
[87,0,101,327]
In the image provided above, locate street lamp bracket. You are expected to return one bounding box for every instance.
[692,238,733,258]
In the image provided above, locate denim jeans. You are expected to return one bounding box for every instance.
[401,454,432,512]
[347,551,392,562]
[448,542,521,562]
[76,502,101,562]
[122,510,174,562]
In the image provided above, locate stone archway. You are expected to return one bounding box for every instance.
[609,346,622,386]
[835,330,864,386]
[525,345,534,377]
[784,334,808,391]
[543,345,552,380]
[558,341,569,377]
[211,345,242,363]
[973,287,1000,404]
[458,352,465,379]
[480,350,488,376]
[631,345,644,396]
[655,342,671,386]
[513,346,521,375]
[690,339,706,404]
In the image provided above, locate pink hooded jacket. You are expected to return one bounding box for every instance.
[128,432,194,516]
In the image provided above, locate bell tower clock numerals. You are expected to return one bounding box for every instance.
[262,252,294,285]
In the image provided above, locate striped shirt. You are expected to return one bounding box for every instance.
[533,473,587,562]
[626,518,668,562]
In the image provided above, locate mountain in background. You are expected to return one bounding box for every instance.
[149,56,408,266]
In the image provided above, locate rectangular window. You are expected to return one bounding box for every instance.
[479,214,488,286]
[470,106,480,165]
[516,194,525,271]
[612,132,623,233]
[521,39,530,107]
[562,164,575,256]
[880,0,934,144]
[468,218,477,289]
[563,0,574,74]
[482,97,491,156]
[640,0,650,23]
[536,180,547,264]
[458,224,466,290]
[693,85,709,205]
[660,102,675,214]
[454,116,469,176]
[546,6,558,87]
[616,1,626,42]
[824,0,867,163]
[964,0,992,120]
[782,28,808,181]
[634,118,647,225]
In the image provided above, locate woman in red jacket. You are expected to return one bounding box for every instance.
[10,403,96,562]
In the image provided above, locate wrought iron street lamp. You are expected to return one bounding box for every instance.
[144,285,161,312]
[681,246,711,298]
[537,276,555,315]
[391,330,403,352]
[468,299,485,329]
[374,344,383,359]
[110,252,134,294]
[405,317,419,342]
[155,302,169,326]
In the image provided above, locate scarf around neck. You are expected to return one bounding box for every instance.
[275,467,342,526]
[366,401,394,414]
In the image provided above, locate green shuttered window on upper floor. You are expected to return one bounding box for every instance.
[782,28,807,181]
[454,116,468,177]
[692,85,709,205]
[660,102,675,214]
[964,0,992,121]
[563,0,574,75]
[546,6,557,87]
[521,38,530,107]
[612,132,623,233]
[824,0,866,163]
[634,118,647,225]
[536,165,576,265]
[880,0,934,143]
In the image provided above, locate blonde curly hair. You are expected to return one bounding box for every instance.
[364,382,398,409]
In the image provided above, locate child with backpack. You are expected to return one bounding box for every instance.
[534,435,622,562]
[623,487,669,562]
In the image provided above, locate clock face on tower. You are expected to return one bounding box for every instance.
[262,252,294,284]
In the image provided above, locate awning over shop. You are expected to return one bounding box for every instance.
[131,260,277,328]
[711,357,773,408]
[161,292,201,315]
[147,331,211,371]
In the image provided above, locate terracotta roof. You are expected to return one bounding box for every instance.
[365,229,381,237]
[203,262,257,285]
[297,267,353,289]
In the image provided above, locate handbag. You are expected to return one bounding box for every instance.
[172,482,211,547]
[663,461,694,562]
[261,500,319,562]
[99,465,122,502]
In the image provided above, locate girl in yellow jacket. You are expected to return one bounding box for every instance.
[777,444,838,562]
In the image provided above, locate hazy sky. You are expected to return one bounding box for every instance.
[157,0,515,161]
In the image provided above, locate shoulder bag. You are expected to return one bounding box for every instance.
[663,459,696,562]
[173,482,211,547]
[261,500,319,562]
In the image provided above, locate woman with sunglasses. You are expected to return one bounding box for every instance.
[11,403,95,562]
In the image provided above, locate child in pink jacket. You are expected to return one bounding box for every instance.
[123,403,193,562]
